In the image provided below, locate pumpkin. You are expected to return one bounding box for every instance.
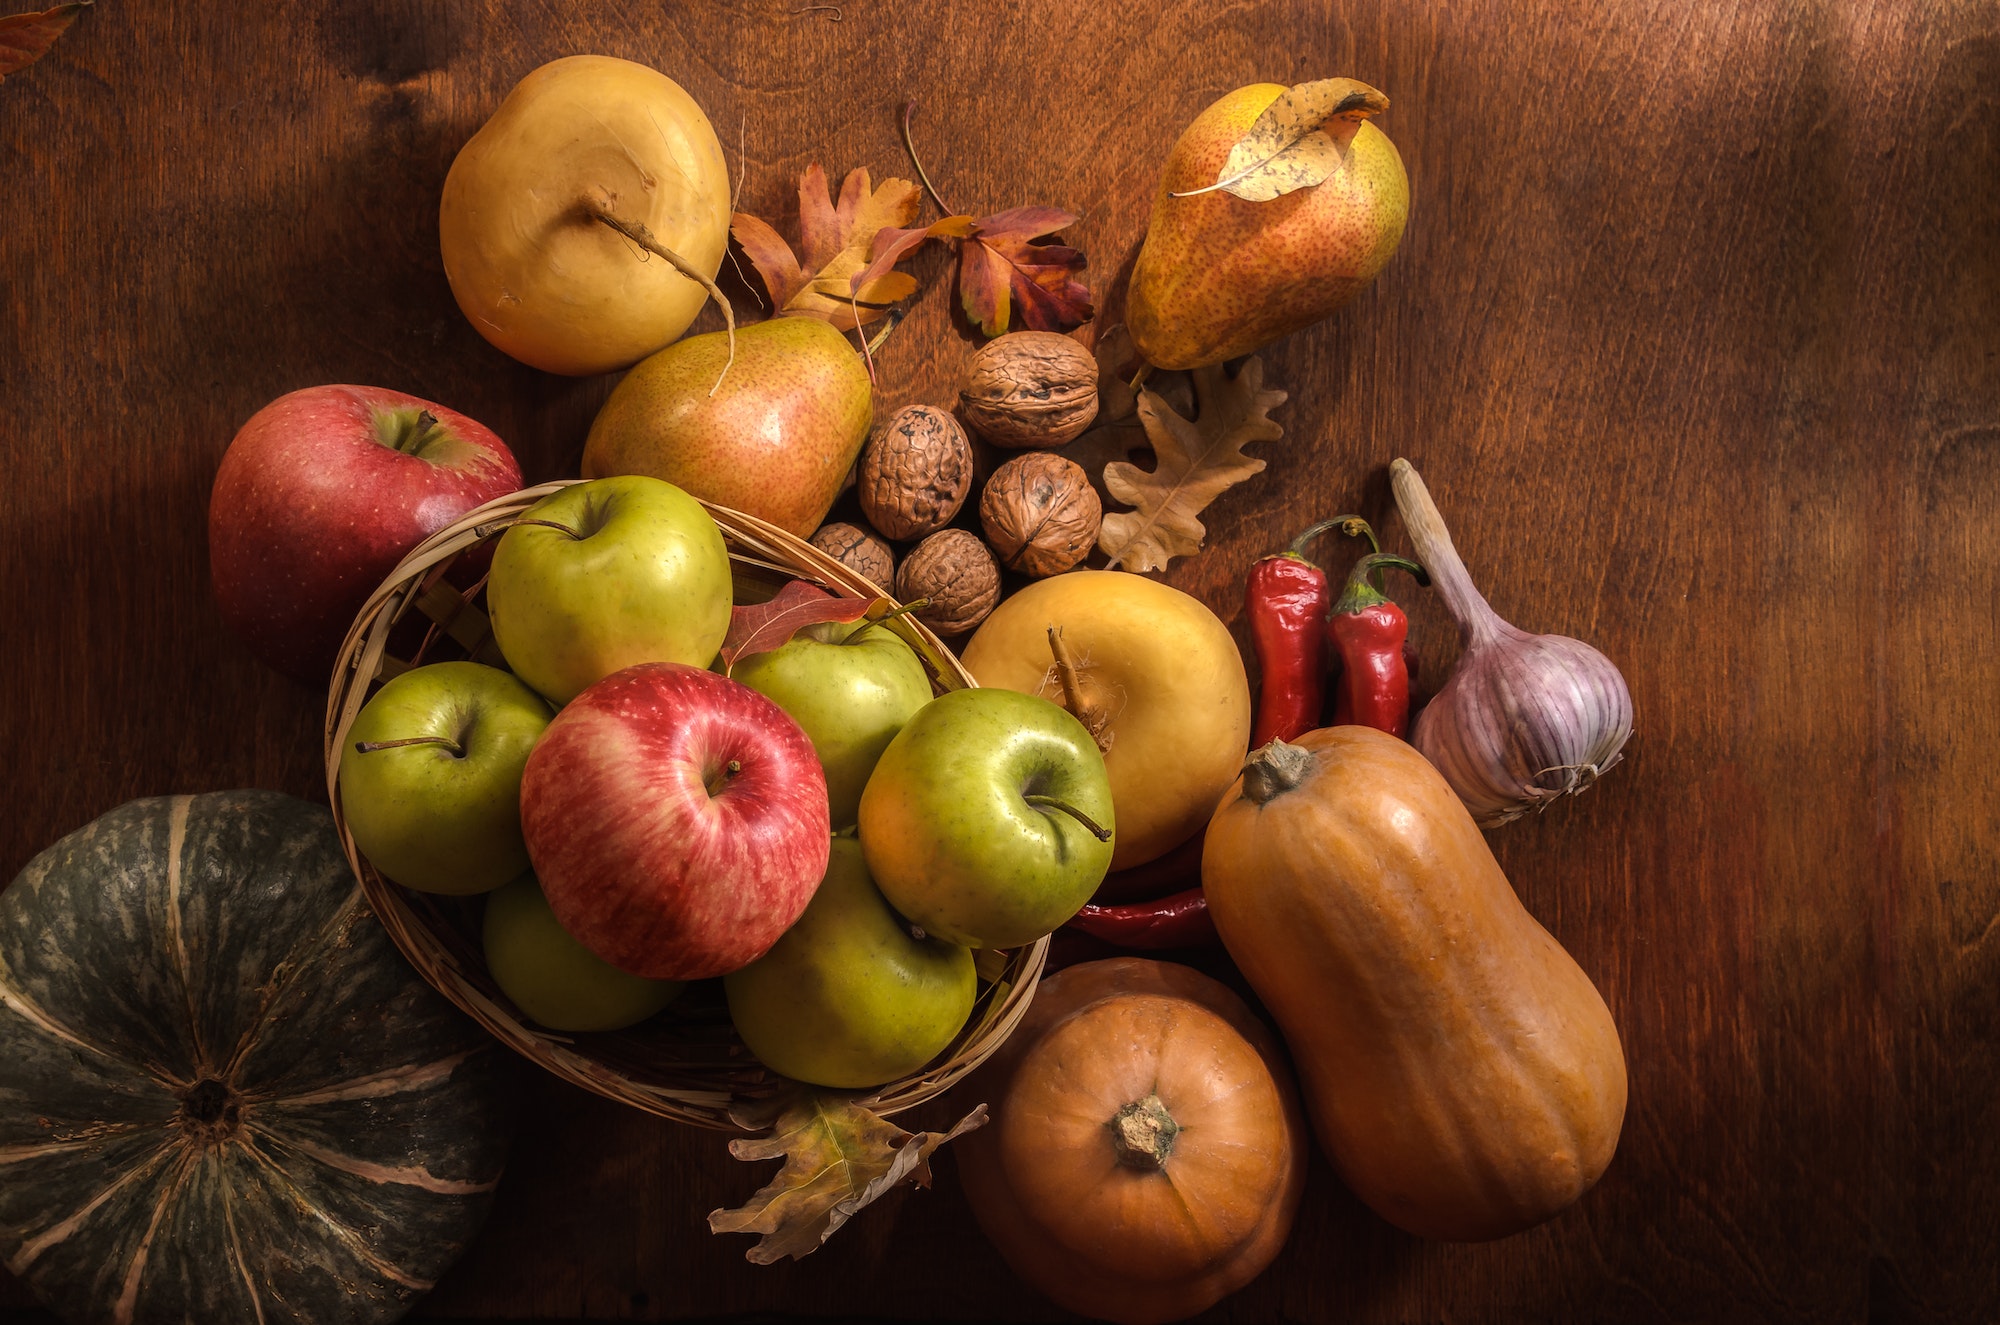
[957,958,1305,1325]
[0,791,513,1325]
[1203,729,1628,1241]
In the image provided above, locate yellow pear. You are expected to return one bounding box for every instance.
[1128,80,1410,370]
[440,55,731,376]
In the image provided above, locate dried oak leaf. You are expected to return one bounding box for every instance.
[1098,356,1287,572]
[861,206,1092,339]
[0,1,87,80]
[731,165,924,331]
[721,579,884,670]
[1175,78,1391,203]
[709,1091,987,1264]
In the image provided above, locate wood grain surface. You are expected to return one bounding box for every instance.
[3,0,1997,1320]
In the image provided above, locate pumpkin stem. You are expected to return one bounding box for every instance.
[1108,1093,1179,1170]
[1241,740,1315,805]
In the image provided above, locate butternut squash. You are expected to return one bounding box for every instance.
[956,958,1305,1324]
[1202,728,1627,1241]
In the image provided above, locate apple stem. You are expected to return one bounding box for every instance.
[704,758,744,798]
[353,735,465,757]
[513,517,582,539]
[1046,626,1113,754]
[842,598,930,640]
[1023,794,1113,842]
[582,187,737,397]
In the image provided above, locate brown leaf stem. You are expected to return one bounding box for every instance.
[898,100,953,215]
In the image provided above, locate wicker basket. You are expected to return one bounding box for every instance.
[322,480,1047,1130]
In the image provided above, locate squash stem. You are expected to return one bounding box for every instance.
[1241,740,1315,804]
[1108,1093,1178,1170]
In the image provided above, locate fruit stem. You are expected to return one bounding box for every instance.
[353,735,465,757]
[1023,794,1113,842]
[513,518,582,539]
[1046,627,1113,753]
[864,306,906,356]
[583,188,737,396]
[1240,740,1316,805]
[704,758,744,798]
[898,100,953,215]
[1107,1093,1178,1170]
[842,598,929,641]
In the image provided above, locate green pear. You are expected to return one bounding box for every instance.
[732,619,935,830]
[581,317,872,538]
[1128,80,1409,370]
[725,838,975,1088]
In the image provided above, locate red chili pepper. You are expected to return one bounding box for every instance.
[1247,517,1367,748]
[1066,887,1219,949]
[1327,551,1430,739]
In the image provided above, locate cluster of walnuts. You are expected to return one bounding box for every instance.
[809,331,1103,637]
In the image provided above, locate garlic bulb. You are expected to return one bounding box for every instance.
[1391,458,1633,827]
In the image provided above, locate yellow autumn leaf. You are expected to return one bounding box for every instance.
[1176,78,1390,203]
[708,1090,987,1264]
[1098,356,1287,572]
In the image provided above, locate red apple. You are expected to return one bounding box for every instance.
[208,384,524,683]
[519,662,831,980]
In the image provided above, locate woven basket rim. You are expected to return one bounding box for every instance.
[322,480,1045,1131]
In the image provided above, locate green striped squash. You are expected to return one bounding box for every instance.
[0,791,512,1325]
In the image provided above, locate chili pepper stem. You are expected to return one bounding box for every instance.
[1288,514,1377,559]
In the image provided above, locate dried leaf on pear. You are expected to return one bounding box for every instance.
[1098,356,1286,573]
[1177,78,1391,203]
[708,1091,986,1263]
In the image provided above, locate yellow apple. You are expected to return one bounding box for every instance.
[961,571,1251,872]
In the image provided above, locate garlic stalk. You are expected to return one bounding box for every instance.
[1390,458,1632,827]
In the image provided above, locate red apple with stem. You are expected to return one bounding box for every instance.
[208,384,524,683]
[520,662,831,980]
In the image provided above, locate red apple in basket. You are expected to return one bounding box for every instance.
[520,662,832,980]
[208,384,523,683]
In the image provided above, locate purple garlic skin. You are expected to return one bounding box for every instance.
[1412,621,1634,827]
[1391,457,1634,828]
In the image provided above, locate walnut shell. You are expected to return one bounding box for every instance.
[896,529,1001,637]
[809,522,895,590]
[958,332,1100,449]
[857,405,974,541]
[980,453,1102,578]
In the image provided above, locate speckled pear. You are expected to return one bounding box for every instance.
[1128,81,1410,370]
[582,317,873,538]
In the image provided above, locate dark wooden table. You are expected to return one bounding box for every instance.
[4,1,1997,1320]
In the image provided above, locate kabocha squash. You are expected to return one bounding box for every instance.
[1203,729,1627,1241]
[957,958,1305,1325]
[0,791,513,1325]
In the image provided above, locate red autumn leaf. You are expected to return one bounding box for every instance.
[721,580,883,670]
[0,1,88,81]
[857,206,1092,340]
[729,165,925,331]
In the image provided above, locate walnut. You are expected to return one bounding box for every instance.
[895,529,1001,637]
[808,522,895,589]
[856,405,974,541]
[980,452,1102,577]
[957,331,1100,449]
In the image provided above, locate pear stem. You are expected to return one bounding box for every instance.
[583,188,737,396]
[1023,794,1113,842]
[1047,626,1113,753]
[353,735,465,757]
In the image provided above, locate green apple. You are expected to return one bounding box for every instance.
[339,660,552,895]
[482,873,683,1032]
[858,687,1115,949]
[487,475,732,704]
[731,620,934,829]
[725,838,974,1087]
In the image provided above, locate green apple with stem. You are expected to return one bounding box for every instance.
[725,837,974,1087]
[859,687,1116,949]
[338,660,552,895]
[731,614,934,829]
[483,873,683,1032]
[487,475,733,704]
